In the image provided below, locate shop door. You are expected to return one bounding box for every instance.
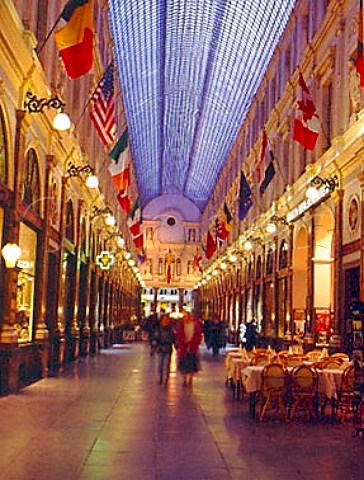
[344,266,360,341]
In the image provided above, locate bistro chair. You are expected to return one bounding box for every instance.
[285,355,304,368]
[259,363,288,422]
[336,366,355,422]
[331,353,350,362]
[289,365,318,422]
[251,354,270,366]
[306,350,322,362]
[321,358,343,370]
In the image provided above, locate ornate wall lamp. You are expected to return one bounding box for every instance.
[91,205,115,226]
[24,91,71,131]
[306,174,339,200]
[266,215,287,234]
[1,243,22,268]
[67,161,99,189]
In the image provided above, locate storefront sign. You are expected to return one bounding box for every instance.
[286,186,328,223]
[96,251,115,270]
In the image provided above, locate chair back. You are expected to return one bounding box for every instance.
[340,365,355,393]
[331,353,350,362]
[286,355,303,368]
[291,365,317,394]
[251,354,269,366]
[322,358,343,370]
[306,350,322,362]
[261,363,287,391]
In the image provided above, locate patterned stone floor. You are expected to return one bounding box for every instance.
[0,343,363,480]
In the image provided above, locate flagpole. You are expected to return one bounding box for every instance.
[36,11,64,55]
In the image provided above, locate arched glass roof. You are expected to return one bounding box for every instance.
[109,0,296,211]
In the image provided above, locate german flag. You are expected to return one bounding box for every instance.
[54,0,94,79]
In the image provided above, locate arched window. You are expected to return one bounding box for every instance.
[279,240,288,270]
[65,200,75,243]
[256,255,262,279]
[266,248,274,275]
[0,105,8,184]
[176,258,181,276]
[22,149,41,214]
[50,181,58,227]
[80,218,87,254]
[247,258,253,282]
[158,257,163,275]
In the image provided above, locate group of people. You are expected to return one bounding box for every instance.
[144,309,203,386]
[203,317,228,356]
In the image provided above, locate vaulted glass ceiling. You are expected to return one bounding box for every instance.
[109,0,296,211]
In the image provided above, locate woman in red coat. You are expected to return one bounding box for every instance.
[176,311,203,386]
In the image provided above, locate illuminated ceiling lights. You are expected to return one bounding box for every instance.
[109,0,296,209]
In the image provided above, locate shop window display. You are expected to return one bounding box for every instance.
[16,223,37,343]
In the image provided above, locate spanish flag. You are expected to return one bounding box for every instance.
[54,0,94,79]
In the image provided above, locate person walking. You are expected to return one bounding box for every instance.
[245,320,258,351]
[176,311,203,386]
[155,311,176,385]
[210,317,221,357]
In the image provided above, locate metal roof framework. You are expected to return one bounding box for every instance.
[109,0,296,211]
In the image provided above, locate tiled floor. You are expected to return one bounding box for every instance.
[0,343,363,480]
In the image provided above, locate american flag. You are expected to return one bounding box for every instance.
[90,62,116,145]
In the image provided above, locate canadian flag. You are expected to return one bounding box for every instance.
[293,73,320,151]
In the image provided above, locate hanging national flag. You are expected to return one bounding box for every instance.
[137,251,146,264]
[128,199,141,237]
[90,62,116,145]
[356,0,364,86]
[193,250,203,273]
[108,129,129,191]
[260,156,276,195]
[215,218,229,242]
[54,0,94,79]
[257,130,268,183]
[133,233,144,251]
[259,133,276,194]
[205,230,217,260]
[223,202,233,232]
[293,72,320,150]
[116,189,131,215]
[238,171,253,221]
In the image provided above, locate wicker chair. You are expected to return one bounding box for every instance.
[289,365,318,422]
[259,363,288,421]
[336,366,355,422]
[251,354,270,366]
[331,353,350,362]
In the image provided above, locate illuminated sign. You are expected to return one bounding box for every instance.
[96,251,115,270]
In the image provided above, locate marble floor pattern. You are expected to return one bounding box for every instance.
[0,343,363,480]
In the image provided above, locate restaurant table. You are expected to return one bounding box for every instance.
[240,365,348,420]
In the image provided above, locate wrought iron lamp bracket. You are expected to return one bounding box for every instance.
[24,91,65,113]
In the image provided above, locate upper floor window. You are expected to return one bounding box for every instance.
[176,258,181,276]
[146,227,153,240]
[188,228,196,243]
[22,148,41,214]
[65,200,75,243]
[279,240,288,270]
[0,106,8,184]
[266,248,274,275]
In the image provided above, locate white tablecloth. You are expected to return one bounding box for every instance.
[241,365,345,399]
